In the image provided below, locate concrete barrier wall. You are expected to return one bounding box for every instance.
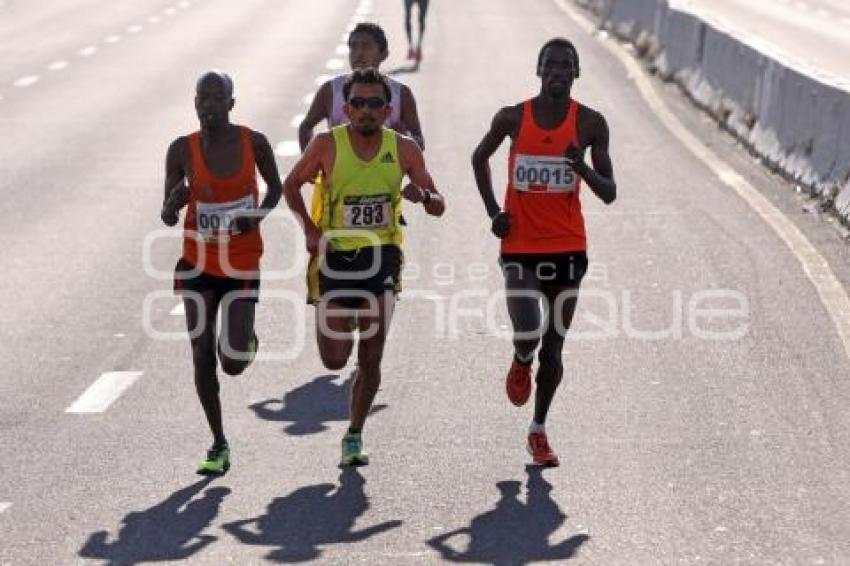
[581,0,850,224]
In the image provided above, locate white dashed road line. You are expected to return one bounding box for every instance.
[164,7,177,16]
[148,15,161,24]
[104,35,121,44]
[78,46,98,56]
[47,60,69,71]
[65,371,143,414]
[13,75,39,88]
[0,502,11,515]
[127,24,143,33]
[275,140,300,157]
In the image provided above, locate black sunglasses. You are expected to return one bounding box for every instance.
[348,96,387,110]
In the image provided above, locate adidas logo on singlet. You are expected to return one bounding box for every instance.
[381,152,395,164]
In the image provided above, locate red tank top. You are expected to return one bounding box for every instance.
[183,126,263,277]
[501,99,586,254]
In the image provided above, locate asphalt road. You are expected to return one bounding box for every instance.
[683,0,850,83]
[1,0,850,564]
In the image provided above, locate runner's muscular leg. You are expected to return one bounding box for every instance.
[219,293,256,376]
[503,261,545,361]
[185,290,226,445]
[317,299,357,371]
[350,292,395,431]
[533,284,580,424]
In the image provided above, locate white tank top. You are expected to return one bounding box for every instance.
[328,74,404,130]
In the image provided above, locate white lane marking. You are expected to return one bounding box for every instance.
[170,302,185,316]
[178,0,191,8]
[13,75,39,88]
[554,0,850,362]
[315,74,332,86]
[78,45,97,56]
[127,24,143,33]
[336,44,349,55]
[0,502,10,515]
[290,114,305,127]
[47,60,69,71]
[275,140,300,157]
[148,15,161,24]
[164,7,177,16]
[114,333,127,338]
[302,92,315,105]
[104,35,121,44]
[326,58,345,70]
[65,371,143,414]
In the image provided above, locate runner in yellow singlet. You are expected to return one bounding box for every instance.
[284,68,445,466]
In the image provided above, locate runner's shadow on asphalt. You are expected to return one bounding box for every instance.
[249,373,387,435]
[386,62,420,76]
[78,478,229,565]
[427,465,589,565]
[223,467,402,563]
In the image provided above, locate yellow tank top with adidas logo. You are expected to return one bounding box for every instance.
[318,125,404,252]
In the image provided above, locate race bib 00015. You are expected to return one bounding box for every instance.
[195,195,256,241]
[512,154,578,193]
[342,194,391,228]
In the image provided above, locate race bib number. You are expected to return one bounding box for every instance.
[342,194,391,228]
[513,154,578,193]
[196,195,256,241]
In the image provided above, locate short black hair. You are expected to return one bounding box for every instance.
[196,70,234,98]
[537,38,580,78]
[348,22,388,54]
[343,67,392,103]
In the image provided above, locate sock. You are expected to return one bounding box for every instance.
[514,351,533,365]
[347,427,362,436]
[529,421,545,435]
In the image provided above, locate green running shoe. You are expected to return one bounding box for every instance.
[197,444,230,475]
[340,433,369,466]
[246,333,259,366]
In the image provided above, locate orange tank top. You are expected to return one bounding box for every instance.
[183,126,263,277]
[501,99,586,254]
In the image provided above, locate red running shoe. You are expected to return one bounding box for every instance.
[505,360,532,406]
[527,432,560,467]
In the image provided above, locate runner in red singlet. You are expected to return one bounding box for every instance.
[471,39,617,467]
[160,71,283,475]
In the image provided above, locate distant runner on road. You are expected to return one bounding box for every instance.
[403,0,430,63]
[161,71,283,475]
[471,38,617,467]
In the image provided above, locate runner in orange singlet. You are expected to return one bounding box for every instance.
[472,39,617,467]
[161,71,283,474]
